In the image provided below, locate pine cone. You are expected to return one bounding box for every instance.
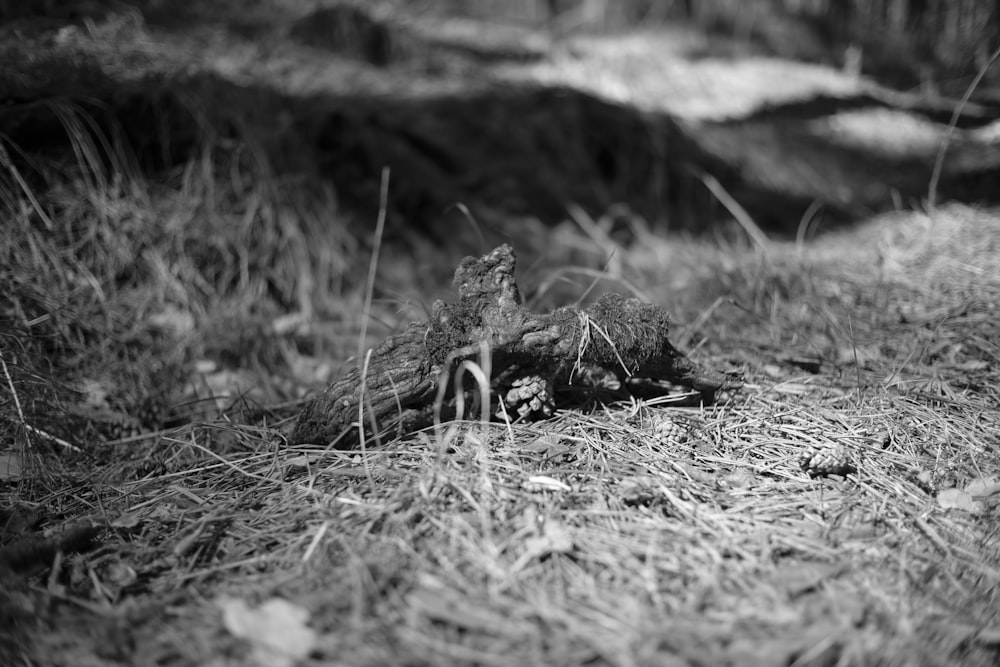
[799,445,856,478]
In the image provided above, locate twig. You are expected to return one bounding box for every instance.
[912,515,955,561]
[450,202,487,255]
[359,167,390,372]
[358,349,377,493]
[700,172,770,254]
[795,200,823,252]
[0,138,57,229]
[356,167,390,493]
[928,43,1000,208]
[301,521,329,563]
[0,348,27,437]
[847,314,862,408]
[572,248,617,308]
[21,424,82,452]
[0,348,81,452]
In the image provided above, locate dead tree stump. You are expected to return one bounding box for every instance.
[289,244,737,447]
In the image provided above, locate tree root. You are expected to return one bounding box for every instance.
[289,244,739,447]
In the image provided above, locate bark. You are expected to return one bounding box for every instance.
[288,244,738,447]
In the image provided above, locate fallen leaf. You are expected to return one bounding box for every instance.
[0,452,24,481]
[770,382,813,395]
[618,476,660,505]
[99,559,138,590]
[532,520,574,555]
[719,468,755,489]
[965,476,1000,498]
[937,488,982,513]
[218,597,316,667]
[283,456,313,470]
[524,475,571,492]
[522,434,570,458]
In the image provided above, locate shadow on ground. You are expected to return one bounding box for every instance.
[3,2,1000,241]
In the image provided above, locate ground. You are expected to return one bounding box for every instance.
[1,2,999,666]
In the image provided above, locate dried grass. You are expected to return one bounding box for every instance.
[4,134,998,665]
[2,27,999,666]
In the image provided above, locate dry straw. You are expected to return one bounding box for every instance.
[7,199,997,665]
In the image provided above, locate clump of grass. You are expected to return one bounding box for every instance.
[0,98,364,453]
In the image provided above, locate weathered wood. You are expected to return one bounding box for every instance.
[290,323,437,447]
[288,244,738,447]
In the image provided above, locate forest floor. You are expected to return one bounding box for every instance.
[2,2,1000,666]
